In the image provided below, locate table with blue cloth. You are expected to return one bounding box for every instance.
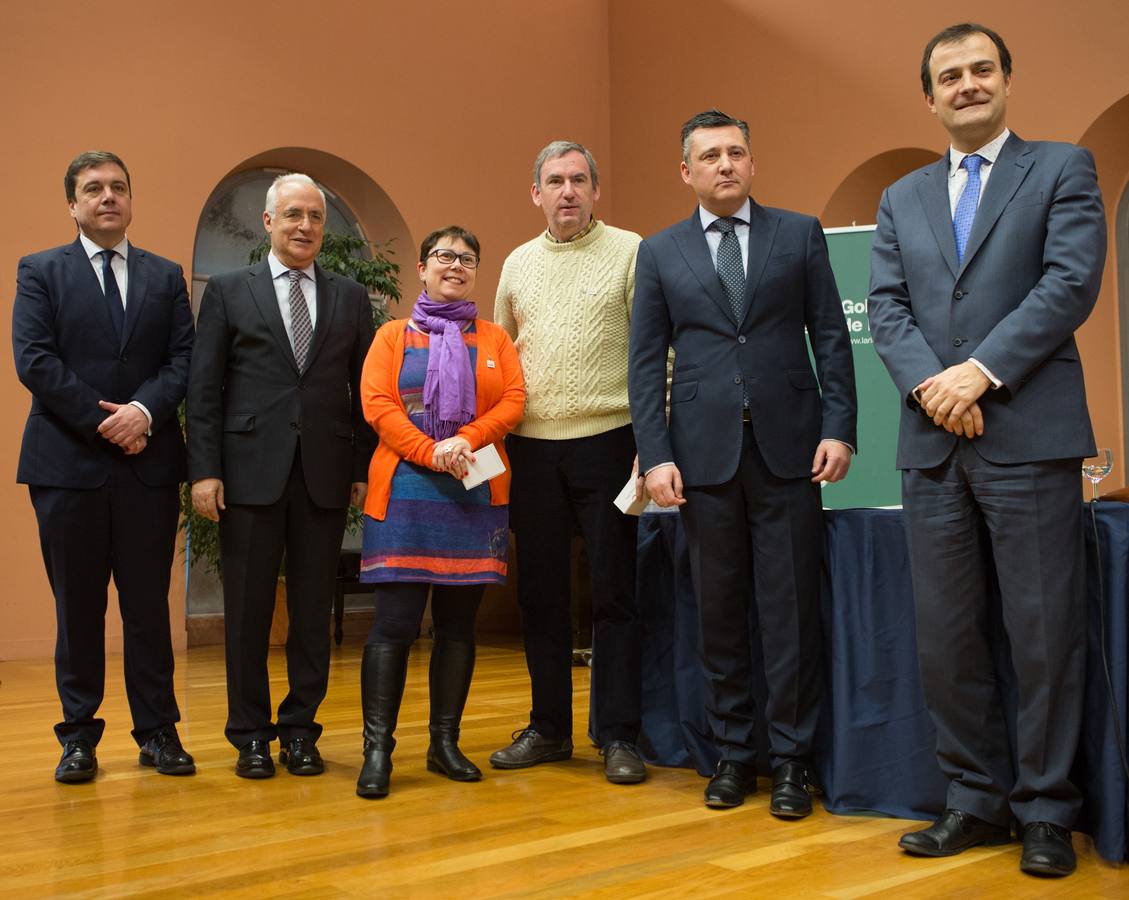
[630,504,1129,863]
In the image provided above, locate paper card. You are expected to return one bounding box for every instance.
[461,443,506,490]
[614,472,650,516]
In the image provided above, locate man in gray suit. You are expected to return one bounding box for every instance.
[869,23,1106,877]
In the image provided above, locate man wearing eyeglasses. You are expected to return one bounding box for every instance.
[186,173,376,779]
[493,141,646,784]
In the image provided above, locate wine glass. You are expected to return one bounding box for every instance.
[1082,448,1113,502]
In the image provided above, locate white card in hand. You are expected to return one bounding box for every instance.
[461,443,506,490]
[613,472,649,516]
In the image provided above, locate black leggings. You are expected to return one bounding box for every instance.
[365,582,484,646]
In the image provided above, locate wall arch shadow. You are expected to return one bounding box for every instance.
[191,147,413,316]
[1079,95,1129,474]
[821,148,941,228]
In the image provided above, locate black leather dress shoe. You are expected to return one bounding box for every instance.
[899,809,1010,857]
[1020,822,1076,877]
[236,740,275,779]
[279,737,324,775]
[489,729,573,769]
[55,740,97,784]
[602,741,646,784]
[770,760,817,819]
[138,729,196,775]
[704,760,757,808]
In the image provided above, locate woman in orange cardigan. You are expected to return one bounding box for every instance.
[355,226,524,798]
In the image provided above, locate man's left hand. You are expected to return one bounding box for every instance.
[917,362,990,432]
[811,440,852,484]
[350,482,368,508]
[97,400,148,447]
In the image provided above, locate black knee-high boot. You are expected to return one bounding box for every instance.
[426,639,482,781]
[357,643,410,798]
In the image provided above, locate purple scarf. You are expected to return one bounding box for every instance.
[410,290,478,440]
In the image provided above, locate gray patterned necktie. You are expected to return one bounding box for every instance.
[713,216,745,319]
[288,269,313,370]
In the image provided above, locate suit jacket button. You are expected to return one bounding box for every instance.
[290,422,299,429]
[953,289,964,300]
[120,354,127,362]
[734,375,742,384]
[952,338,963,347]
[737,335,747,344]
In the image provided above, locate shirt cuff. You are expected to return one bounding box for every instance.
[825,439,855,454]
[129,400,153,434]
[968,358,1002,389]
[644,461,675,476]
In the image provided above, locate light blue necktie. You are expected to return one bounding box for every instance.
[952,154,984,264]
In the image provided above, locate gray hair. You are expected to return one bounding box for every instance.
[532,141,599,189]
[264,172,326,216]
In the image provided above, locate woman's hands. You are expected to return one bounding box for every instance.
[431,436,476,479]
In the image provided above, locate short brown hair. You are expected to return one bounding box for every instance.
[65,150,130,202]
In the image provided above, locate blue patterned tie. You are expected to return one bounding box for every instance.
[713,217,745,319]
[952,154,984,264]
[101,250,124,341]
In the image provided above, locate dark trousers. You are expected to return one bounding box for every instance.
[366,582,484,646]
[903,442,1085,828]
[507,425,641,744]
[30,458,180,747]
[219,449,347,747]
[679,425,823,768]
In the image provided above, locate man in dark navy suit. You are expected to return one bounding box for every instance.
[13,150,196,782]
[629,110,856,815]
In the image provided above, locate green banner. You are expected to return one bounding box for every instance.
[816,225,902,509]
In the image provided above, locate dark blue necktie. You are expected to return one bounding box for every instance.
[952,154,984,264]
[101,250,124,340]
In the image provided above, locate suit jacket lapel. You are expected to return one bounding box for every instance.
[672,210,734,325]
[740,201,780,329]
[248,260,300,374]
[64,237,121,345]
[304,265,338,372]
[916,155,959,279]
[120,245,147,350]
[958,133,1032,275]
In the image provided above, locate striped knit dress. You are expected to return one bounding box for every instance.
[359,321,509,585]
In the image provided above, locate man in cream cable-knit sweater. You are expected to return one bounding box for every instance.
[491,141,646,785]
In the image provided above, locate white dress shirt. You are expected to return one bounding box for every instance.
[699,198,751,274]
[268,251,317,347]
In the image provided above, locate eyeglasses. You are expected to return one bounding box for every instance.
[427,249,480,269]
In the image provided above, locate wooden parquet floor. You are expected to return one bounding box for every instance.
[0,640,1125,898]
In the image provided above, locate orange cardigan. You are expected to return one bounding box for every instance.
[360,318,526,521]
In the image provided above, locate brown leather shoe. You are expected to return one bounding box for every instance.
[899,809,1010,857]
[602,741,646,784]
[489,729,572,769]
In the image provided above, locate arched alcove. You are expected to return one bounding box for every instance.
[1078,95,1129,482]
[821,148,941,227]
[190,147,414,316]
